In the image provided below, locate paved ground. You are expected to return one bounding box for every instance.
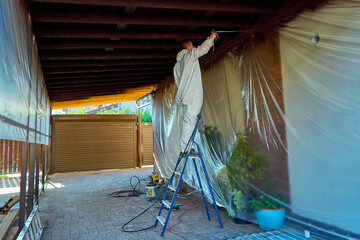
[0,174,21,204]
[39,168,263,240]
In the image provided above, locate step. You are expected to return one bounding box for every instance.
[174,171,181,175]
[168,185,176,192]
[156,216,165,225]
[162,200,171,209]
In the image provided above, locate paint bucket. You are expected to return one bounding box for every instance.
[146,185,156,197]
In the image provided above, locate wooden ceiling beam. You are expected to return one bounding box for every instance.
[31,0,275,13]
[39,50,176,60]
[48,84,155,94]
[49,90,151,101]
[44,70,171,80]
[46,75,166,85]
[43,64,172,74]
[34,27,209,39]
[47,79,160,89]
[41,59,174,68]
[31,10,250,28]
[37,39,179,49]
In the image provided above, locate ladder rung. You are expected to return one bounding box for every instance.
[174,171,181,175]
[162,200,171,208]
[156,216,165,225]
[168,185,176,192]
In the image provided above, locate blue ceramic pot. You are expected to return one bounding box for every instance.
[255,208,286,230]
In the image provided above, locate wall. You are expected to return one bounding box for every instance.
[240,34,290,199]
[280,0,360,234]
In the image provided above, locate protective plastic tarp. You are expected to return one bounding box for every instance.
[152,0,360,238]
[0,1,50,145]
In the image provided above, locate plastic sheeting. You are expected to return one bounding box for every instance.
[152,0,360,238]
[0,1,50,145]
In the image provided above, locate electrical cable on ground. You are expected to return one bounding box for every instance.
[168,199,199,240]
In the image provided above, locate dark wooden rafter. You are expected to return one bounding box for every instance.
[37,39,180,49]
[34,27,210,39]
[39,50,177,60]
[47,79,160,89]
[48,85,155,94]
[44,70,171,80]
[43,64,173,74]
[46,75,166,85]
[41,59,174,68]
[31,10,250,28]
[31,0,275,13]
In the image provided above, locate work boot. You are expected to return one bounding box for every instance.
[188,148,200,158]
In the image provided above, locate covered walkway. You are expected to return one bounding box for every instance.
[39,168,262,240]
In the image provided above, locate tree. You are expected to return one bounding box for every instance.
[140,109,152,123]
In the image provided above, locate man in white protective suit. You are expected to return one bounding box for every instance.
[174,32,217,155]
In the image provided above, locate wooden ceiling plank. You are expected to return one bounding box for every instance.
[44,70,171,80]
[47,79,159,89]
[39,50,176,60]
[34,27,210,39]
[41,59,174,67]
[43,64,172,74]
[48,85,155,94]
[46,75,166,85]
[31,0,275,13]
[38,39,179,49]
[31,11,250,28]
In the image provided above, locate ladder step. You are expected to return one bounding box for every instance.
[156,216,165,225]
[162,200,171,209]
[168,185,176,192]
[174,171,181,175]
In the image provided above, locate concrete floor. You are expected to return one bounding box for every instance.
[38,168,263,240]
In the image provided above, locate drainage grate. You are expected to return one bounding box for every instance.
[231,230,312,240]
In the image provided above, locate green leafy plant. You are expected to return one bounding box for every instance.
[249,182,285,210]
[232,190,246,210]
[226,133,266,210]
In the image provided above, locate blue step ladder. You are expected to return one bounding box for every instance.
[154,115,223,236]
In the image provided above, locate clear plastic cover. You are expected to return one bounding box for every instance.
[152,0,360,237]
[0,0,50,145]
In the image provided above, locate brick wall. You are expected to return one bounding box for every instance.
[244,33,290,201]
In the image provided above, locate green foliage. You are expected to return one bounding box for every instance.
[65,108,87,115]
[232,190,246,210]
[140,109,152,123]
[248,182,285,210]
[226,133,265,192]
[119,106,136,115]
[95,106,152,123]
[202,125,226,162]
[226,133,266,210]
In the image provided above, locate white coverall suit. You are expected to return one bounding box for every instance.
[173,37,214,151]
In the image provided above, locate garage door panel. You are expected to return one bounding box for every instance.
[52,115,137,173]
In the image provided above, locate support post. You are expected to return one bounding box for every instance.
[19,142,29,230]
[42,145,46,191]
[35,145,40,203]
[27,143,36,215]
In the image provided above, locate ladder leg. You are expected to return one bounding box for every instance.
[161,157,189,236]
[194,141,223,228]
[154,152,182,228]
[192,158,211,221]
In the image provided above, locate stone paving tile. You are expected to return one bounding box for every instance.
[39,168,263,240]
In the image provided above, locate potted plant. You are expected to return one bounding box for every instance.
[226,133,266,223]
[248,183,286,230]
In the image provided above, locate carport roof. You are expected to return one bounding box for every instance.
[27,0,325,109]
